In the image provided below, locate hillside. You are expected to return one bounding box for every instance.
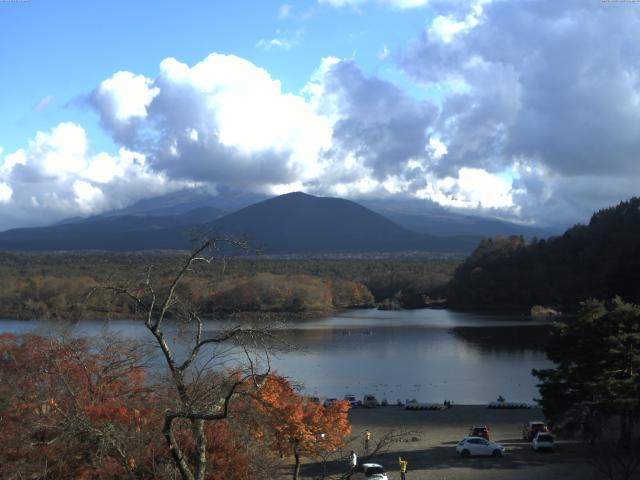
[361,198,558,238]
[446,197,640,312]
[208,192,479,254]
[0,208,223,250]
[0,192,480,253]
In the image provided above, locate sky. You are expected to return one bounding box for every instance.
[1,0,639,231]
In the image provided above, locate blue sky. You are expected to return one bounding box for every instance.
[1,0,640,231]
[1,0,430,154]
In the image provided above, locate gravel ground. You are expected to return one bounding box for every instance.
[296,405,603,480]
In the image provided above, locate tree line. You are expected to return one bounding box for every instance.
[446,197,640,312]
[0,252,459,320]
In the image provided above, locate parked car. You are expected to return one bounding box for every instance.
[323,398,337,408]
[532,432,554,452]
[352,463,389,480]
[522,421,549,441]
[456,436,505,458]
[309,396,321,404]
[469,425,491,440]
[363,394,379,408]
[344,394,360,408]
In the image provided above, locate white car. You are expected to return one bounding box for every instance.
[352,463,388,480]
[532,432,554,452]
[456,436,506,458]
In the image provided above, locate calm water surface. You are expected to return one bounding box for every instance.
[0,308,552,404]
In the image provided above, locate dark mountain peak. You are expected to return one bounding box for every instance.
[0,192,481,254]
[208,192,479,254]
[277,191,311,198]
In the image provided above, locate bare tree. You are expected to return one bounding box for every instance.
[587,439,640,480]
[94,237,277,480]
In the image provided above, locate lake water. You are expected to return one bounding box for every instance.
[0,308,553,404]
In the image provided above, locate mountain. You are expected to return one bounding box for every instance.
[0,192,481,253]
[446,197,640,312]
[208,192,480,254]
[361,198,559,238]
[0,207,224,251]
[103,189,557,238]
[102,187,267,217]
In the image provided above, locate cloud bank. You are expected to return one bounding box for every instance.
[1,0,639,230]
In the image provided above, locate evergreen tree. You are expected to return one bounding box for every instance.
[534,297,640,445]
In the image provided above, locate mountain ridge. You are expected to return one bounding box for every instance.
[0,192,481,253]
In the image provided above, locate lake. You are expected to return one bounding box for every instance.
[0,308,553,404]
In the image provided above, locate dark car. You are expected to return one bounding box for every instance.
[469,425,491,440]
[523,421,549,441]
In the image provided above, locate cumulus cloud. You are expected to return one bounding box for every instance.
[398,0,640,224]
[91,53,335,193]
[8,0,640,232]
[84,51,524,222]
[84,52,515,218]
[0,182,12,203]
[0,122,180,230]
[90,71,159,144]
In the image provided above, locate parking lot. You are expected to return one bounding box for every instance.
[299,405,598,480]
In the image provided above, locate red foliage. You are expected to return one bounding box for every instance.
[0,334,256,479]
[247,374,352,460]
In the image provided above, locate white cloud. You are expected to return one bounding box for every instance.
[428,2,486,43]
[378,45,390,60]
[12,0,639,233]
[73,180,106,212]
[256,29,303,51]
[278,4,293,19]
[33,95,54,112]
[0,122,179,230]
[0,149,26,176]
[0,182,12,203]
[94,53,335,191]
[88,53,527,220]
[30,122,88,178]
[93,71,159,122]
[428,137,448,160]
[417,167,514,210]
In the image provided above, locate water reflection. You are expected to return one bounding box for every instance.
[0,309,553,404]
[451,325,550,354]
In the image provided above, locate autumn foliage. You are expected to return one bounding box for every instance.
[0,335,247,479]
[244,374,352,479]
[0,335,352,479]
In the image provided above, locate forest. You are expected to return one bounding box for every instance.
[446,198,640,313]
[0,252,459,320]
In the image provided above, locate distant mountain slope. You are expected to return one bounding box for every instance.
[103,188,266,217]
[0,192,481,253]
[0,208,223,250]
[361,199,558,238]
[446,197,640,312]
[208,192,480,254]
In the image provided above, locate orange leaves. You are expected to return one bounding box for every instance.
[0,334,260,479]
[0,334,161,479]
[248,374,352,458]
[83,402,130,422]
